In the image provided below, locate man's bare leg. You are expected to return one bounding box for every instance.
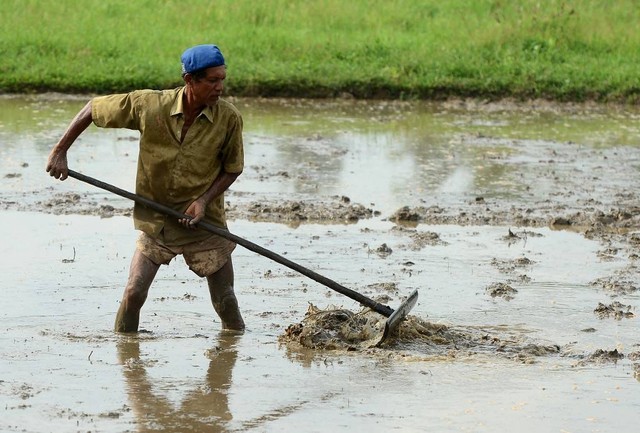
[206,258,245,331]
[114,250,160,332]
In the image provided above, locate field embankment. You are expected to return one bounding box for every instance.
[1,0,639,101]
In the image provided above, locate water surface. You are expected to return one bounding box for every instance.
[1,95,638,433]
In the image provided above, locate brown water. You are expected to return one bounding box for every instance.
[1,95,639,432]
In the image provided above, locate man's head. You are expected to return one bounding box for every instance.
[181,44,225,76]
[181,44,227,107]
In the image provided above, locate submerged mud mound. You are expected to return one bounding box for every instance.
[2,188,377,224]
[389,204,640,230]
[38,192,132,218]
[279,304,560,363]
[232,197,376,223]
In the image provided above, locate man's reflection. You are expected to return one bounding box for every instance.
[117,332,240,432]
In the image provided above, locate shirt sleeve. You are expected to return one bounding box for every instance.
[92,92,140,130]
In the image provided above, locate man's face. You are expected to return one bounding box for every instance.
[189,65,226,106]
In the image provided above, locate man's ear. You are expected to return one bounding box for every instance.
[183,73,194,85]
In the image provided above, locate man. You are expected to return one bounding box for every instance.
[46,44,245,332]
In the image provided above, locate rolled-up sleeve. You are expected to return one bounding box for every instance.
[92,93,140,130]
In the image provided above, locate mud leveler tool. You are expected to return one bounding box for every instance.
[66,170,419,346]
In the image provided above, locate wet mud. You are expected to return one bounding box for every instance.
[2,95,639,432]
[280,305,565,365]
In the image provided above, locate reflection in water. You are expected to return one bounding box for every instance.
[117,333,240,433]
[437,165,475,195]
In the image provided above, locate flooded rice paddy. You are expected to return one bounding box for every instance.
[1,95,639,432]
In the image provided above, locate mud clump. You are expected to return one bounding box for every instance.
[280,304,384,350]
[373,243,393,257]
[594,301,635,319]
[390,226,448,250]
[395,317,560,363]
[574,349,624,366]
[42,192,82,208]
[390,205,443,224]
[279,304,560,363]
[279,304,471,351]
[486,282,518,300]
[409,230,447,249]
[590,277,638,296]
[629,352,640,381]
[491,256,534,273]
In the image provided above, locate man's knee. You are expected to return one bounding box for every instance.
[122,286,148,309]
[123,250,159,309]
[207,261,234,297]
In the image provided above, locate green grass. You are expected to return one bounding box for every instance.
[1,0,639,101]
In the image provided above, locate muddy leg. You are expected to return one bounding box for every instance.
[206,258,245,331]
[114,250,160,332]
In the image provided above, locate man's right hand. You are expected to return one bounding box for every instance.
[46,148,69,180]
[45,100,94,181]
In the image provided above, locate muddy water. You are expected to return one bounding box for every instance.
[1,95,639,432]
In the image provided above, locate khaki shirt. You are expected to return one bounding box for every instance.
[92,87,244,245]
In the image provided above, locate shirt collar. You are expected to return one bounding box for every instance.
[170,86,215,123]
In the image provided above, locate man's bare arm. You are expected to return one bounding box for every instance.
[181,171,242,227]
[46,101,93,180]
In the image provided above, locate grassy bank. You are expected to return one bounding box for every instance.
[1,0,639,101]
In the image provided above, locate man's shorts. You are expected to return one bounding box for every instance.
[136,232,236,277]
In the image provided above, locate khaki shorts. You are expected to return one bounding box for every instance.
[136,232,236,277]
